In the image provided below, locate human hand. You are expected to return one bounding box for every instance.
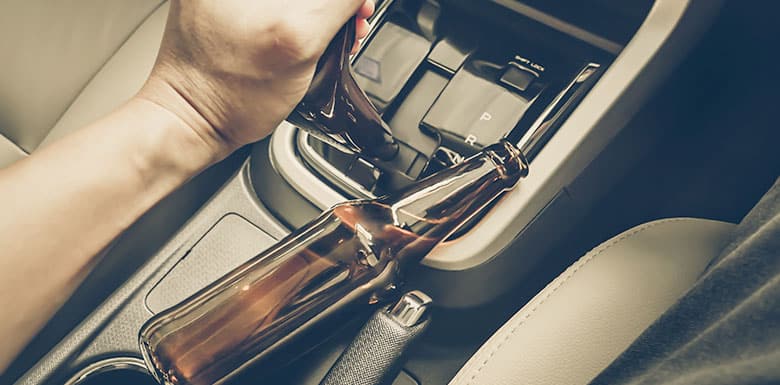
[138,0,374,159]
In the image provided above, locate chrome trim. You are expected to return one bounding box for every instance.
[64,357,149,385]
[388,291,433,327]
[517,63,602,161]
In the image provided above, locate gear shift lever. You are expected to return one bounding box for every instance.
[288,18,399,161]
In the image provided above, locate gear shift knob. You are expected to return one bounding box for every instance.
[288,18,399,161]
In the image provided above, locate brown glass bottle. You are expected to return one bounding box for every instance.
[287,18,399,161]
[139,140,528,385]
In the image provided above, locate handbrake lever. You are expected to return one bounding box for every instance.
[320,291,432,385]
[288,18,399,161]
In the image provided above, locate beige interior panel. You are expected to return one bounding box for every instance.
[0,134,26,169]
[41,3,169,147]
[449,218,735,385]
[0,0,163,152]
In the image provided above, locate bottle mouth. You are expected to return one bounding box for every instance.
[485,140,530,187]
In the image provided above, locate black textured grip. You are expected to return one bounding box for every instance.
[320,310,429,385]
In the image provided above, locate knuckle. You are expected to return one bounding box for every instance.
[268,18,318,63]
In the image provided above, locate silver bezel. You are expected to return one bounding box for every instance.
[64,357,149,385]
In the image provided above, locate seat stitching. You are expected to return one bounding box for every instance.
[463,218,690,385]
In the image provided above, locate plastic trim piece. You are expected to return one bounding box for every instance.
[297,131,375,200]
[489,0,623,54]
[270,0,721,271]
[269,123,347,209]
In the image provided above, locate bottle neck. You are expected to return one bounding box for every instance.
[380,140,528,258]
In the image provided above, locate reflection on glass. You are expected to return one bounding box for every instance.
[287,18,399,160]
[140,141,528,385]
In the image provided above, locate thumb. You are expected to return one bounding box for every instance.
[307,0,367,43]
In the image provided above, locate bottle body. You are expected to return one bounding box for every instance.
[141,202,423,385]
[140,141,528,385]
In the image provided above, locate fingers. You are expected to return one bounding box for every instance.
[305,0,374,54]
[351,21,368,54]
[352,5,372,54]
[358,0,375,19]
[317,0,367,34]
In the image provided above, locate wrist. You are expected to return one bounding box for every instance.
[136,75,240,162]
[122,96,225,182]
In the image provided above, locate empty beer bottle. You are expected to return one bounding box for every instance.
[139,140,528,385]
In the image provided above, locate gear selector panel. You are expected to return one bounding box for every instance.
[421,58,543,153]
[298,0,611,198]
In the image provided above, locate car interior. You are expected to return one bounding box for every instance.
[1,0,778,385]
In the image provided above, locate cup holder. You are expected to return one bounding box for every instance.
[64,357,157,385]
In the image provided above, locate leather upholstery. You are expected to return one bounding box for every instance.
[448,218,735,385]
[0,135,25,168]
[41,3,169,147]
[0,0,164,166]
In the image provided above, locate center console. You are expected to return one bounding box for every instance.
[272,0,615,209]
[11,1,722,385]
[308,0,607,195]
[255,0,715,307]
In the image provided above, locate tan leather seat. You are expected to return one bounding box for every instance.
[448,218,735,385]
[0,0,169,167]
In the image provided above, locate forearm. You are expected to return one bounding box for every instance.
[0,97,219,370]
[0,0,373,371]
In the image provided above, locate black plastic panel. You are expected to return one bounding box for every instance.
[145,214,276,313]
[504,0,654,45]
[355,22,433,111]
[301,0,614,198]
